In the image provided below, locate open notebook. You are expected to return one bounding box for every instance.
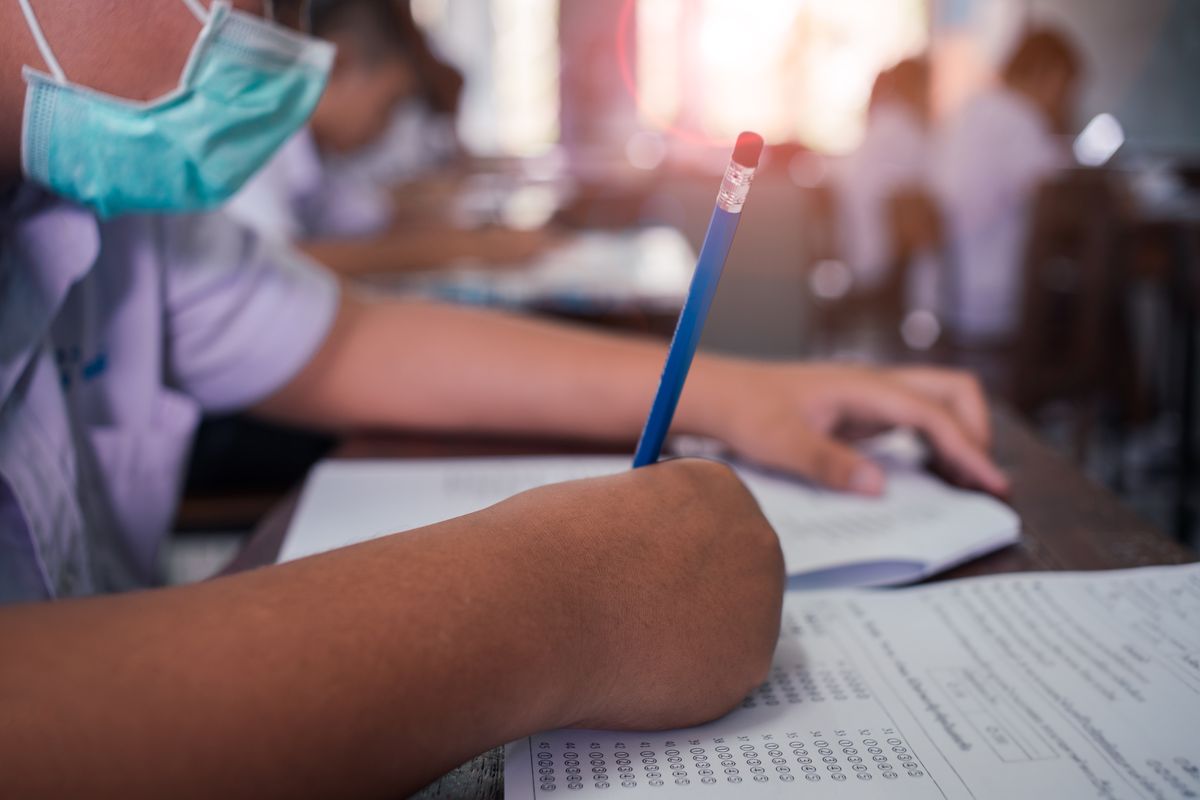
[279,439,1019,589]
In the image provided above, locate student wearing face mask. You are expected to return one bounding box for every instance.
[226,0,554,274]
[0,1,1007,795]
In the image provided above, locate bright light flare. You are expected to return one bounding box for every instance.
[1074,113,1125,167]
[629,0,928,152]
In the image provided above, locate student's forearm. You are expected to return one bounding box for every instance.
[257,291,738,441]
[0,512,577,798]
[257,291,1010,495]
[0,463,787,797]
[301,227,554,277]
[300,232,469,276]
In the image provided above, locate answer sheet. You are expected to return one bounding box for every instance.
[280,455,1018,586]
[506,564,1200,798]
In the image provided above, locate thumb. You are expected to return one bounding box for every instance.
[794,434,886,496]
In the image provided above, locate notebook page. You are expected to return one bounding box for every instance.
[279,455,1018,585]
[506,563,1200,798]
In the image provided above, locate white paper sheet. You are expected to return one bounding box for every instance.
[279,452,1018,587]
[505,563,1200,798]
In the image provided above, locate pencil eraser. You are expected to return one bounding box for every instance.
[732,132,764,168]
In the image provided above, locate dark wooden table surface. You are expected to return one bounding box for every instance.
[227,406,1196,799]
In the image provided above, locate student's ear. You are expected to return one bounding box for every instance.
[327,50,350,81]
[232,0,271,17]
[390,57,420,103]
[325,32,365,80]
[267,0,306,31]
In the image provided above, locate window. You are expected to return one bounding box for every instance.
[413,0,560,156]
[635,0,930,152]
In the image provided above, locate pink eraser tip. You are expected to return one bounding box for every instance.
[732,132,764,168]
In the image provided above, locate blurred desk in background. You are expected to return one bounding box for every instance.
[367,226,694,325]
[224,405,1195,800]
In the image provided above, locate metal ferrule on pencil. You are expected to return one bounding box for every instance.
[716,161,757,214]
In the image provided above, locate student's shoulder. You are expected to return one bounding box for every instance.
[961,88,1043,134]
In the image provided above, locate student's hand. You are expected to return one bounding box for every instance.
[494,458,784,732]
[690,362,1009,498]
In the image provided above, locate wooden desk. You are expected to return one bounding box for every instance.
[226,407,1195,799]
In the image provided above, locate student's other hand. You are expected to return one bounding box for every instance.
[493,458,784,732]
[693,363,1009,498]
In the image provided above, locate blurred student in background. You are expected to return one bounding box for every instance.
[934,28,1082,344]
[227,0,553,274]
[833,57,932,296]
[331,0,465,192]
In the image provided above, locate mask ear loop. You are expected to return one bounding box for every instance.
[16,0,67,81]
[180,0,210,23]
[182,0,280,24]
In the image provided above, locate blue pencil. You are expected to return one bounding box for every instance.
[633,131,764,468]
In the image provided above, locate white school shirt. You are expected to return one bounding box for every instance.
[226,126,394,245]
[833,101,930,291]
[932,87,1068,342]
[0,183,339,602]
[326,100,459,187]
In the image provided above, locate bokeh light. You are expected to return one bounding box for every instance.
[629,0,929,153]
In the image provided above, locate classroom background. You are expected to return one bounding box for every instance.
[177,0,1200,579]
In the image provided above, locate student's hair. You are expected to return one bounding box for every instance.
[309,0,409,65]
[1002,27,1081,85]
[868,57,930,119]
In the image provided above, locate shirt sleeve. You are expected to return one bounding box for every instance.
[223,130,315,245]
[307,168,394,240]
[160,211,340,413]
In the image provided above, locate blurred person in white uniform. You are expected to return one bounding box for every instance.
[228,0,552,274]
[933,28,1082,344]
[329,0,466,190]
[834,58,933,295]
[0,0,1009,794]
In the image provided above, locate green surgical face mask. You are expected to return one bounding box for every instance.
[18,0,334,219]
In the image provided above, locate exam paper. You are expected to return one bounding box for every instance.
[506,563,1200,798]
[279,452,1018,587]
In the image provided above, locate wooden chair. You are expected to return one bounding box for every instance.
[1008,169,1133,459]
[802,183,946,359]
